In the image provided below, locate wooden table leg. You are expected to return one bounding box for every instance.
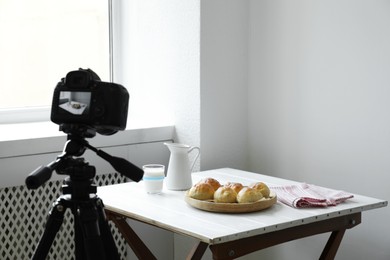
[186,241,208,260]
[319,229,346,260]
[106,210,157,260]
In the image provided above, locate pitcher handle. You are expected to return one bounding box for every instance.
[188,146,200,173]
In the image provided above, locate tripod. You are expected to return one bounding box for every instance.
[26,133,143,260]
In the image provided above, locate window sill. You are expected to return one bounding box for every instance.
[0,121,174,189]
[0,121,174,158]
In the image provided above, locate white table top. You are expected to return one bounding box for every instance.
[97,168,387,245]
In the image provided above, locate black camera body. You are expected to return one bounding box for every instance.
[51,69,129,136]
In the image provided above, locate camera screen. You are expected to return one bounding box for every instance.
[58,91,91,115]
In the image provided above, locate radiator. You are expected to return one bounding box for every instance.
[0,173,128,259]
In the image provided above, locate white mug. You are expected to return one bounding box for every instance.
[142,164,165,194]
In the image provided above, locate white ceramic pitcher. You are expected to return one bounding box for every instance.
[164,142,200,190]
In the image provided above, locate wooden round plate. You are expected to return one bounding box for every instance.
[184,191,277,213]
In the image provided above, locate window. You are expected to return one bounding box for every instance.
[0,0,110,123]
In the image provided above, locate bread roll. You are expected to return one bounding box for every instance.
[224,182,244,194]
[250,182,270,197]
[214,186,237,203]
[236,187,263,203]
[188,183,214,200]
[198,178,221,191]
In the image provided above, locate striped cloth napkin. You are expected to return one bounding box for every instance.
[270,183,354,208]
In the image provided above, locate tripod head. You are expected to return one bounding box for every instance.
[25,130,144,190]
[26,69,143,189]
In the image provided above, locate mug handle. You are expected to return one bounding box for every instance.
[188,146,200,173]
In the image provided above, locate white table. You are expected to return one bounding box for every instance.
[97,168,387,259]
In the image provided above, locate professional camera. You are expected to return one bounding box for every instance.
[51,68,129,136]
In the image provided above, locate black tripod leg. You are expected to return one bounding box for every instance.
[75,203,105,260]
[74,212,87,260]
[96,199,121,260]
[32,200,66,260]
[75,198,119,260]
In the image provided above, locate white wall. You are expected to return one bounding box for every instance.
[115,0,200,148]
[247,1,390,259]
[200,0,249,171]
[201,0,390,259]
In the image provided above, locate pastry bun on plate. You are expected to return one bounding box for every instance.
[198,178,221,192]
[237,187,263,203]
[214,186,237,203]
[224,182,244,194]
[188,183,214,200]
[250,182,270,197]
